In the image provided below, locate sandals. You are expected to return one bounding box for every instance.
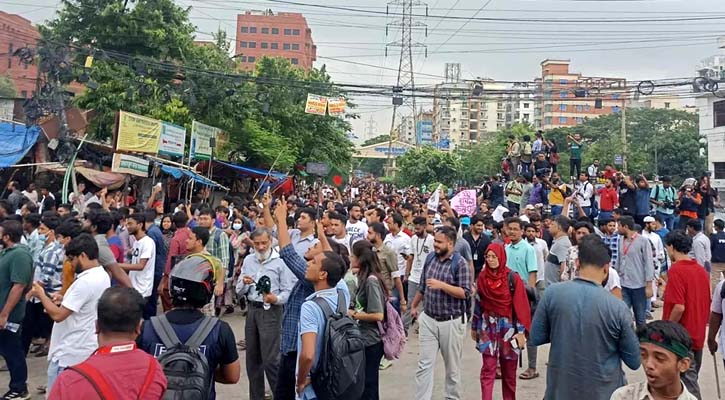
[519,369,539,380]
[237,340,246,351]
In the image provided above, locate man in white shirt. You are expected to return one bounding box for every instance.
[118,213,156,318]
[404,216,433,332]
[328,212,351,253]
[345,202,368,245]
[28,234,111,392]
[384,213,413,310]
[575,171,594,219]
[525,223,548,296]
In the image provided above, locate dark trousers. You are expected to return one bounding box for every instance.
[0,329,28,393]
[21,301,52,355]
[361,341,384,400]
[682,350,702,400]
[246,303,282,400]
[143,274,162,320]
[274,351,297,400]
[570,158,581,177]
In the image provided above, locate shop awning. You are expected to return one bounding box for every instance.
[0,122,40,168]
[159,164,226,190]
[199,160,287,181]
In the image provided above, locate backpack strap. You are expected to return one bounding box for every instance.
[150,315,182,349]
[68,362,116,400]
[185,316,219,350]
[507,271,518,329]
[313,296,335,319]
[137,356,158,400]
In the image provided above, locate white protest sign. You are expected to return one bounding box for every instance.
[427,184,442,212]
[450,189,477,216]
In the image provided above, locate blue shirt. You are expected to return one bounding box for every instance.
[145,224,168,278]
[279,244,350,354]
[297,286,351,400]
[505,240,537,282]
[530,279,640,400]
[635,188,651,216]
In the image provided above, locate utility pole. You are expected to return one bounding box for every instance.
[621,97,628,174]
[385,0,427,175]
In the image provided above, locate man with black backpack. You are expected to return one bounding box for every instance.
[137,227,240,400]
[197,208,229,316]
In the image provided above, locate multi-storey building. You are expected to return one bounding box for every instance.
[397,110,433,146]
[0,12,40,98]
[535,59,626,130]
[235,10,316,71]
[698,54,725,80]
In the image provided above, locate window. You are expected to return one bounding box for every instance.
[261,42,268,49]
[497,113,503,120]
[714,100,725,127]
[250,27,257,33]
[239,41,247,48]
[577,117,583,124]
[545,117,553,125]
[613,106,620,113]
[262,27,269,34]
[283,43,291,50]
[612,93,620,100]
[715,162,725,179]
[7,44,11,68]
[20,90,26,98]
[560,104,566,111]
[560,79,567,85]
[576,105,583,112]
[241,27,248,33]
[248,41,256,48]
[584,104,591,111]
[284,28,292,35]
[272,28,279,34]
[560,90,567,98]
[292,43,299,50]
[559,117,567,124]
[293,29,300,35]
[239,55,247,62]
[544,90,552,99]
[523,103,529,109]
[248,56,256,62]
[291,58,299,65]
[523,113,530,120]
[544,104,552,112]
[271,43,278,49]
[664,102,671,109]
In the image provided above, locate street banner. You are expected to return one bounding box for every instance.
[305,94,328,115]
[158,122,186,158]
[427,184,442,212]
[116,111,161,154]
[111,153,149,177]
[190,120,221,160]
[450,189,477,217]
[327,97,346,116]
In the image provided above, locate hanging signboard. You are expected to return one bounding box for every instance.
[190,120,221,160]
[115,111,161,154]
[158,122,186,158]
[327,97,346,116]
[305,94,328,115]
[111,153,149,177]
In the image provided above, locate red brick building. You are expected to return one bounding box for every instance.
[235,10,316,71]
[0,11,40,98]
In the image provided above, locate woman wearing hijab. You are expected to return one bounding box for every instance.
[471,243,532,400]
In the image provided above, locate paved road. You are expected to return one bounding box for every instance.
[3,308,722,399]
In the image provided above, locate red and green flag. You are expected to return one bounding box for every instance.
[326,165,349,188]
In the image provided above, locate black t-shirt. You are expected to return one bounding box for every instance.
[618,182,637,215]
[490,182,504,201]
[463,231,491,278]
[534,159,550,173]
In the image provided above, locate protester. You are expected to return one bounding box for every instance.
[567,133,583,179]
[471,243,531,400]
[83,210,132,288]
[617,215,655,329]
[117,213,156,317]
[404,216,434,332]
[142,209,167,319]
[598,178,619,222]
[545,215,571,286]
[329,212,352,252]
[47,287,167,399]
[710,219,725,291]
[610,321,697,400]
[677,178,702,230]
[697,175,719,235]
[197,208,229,316]
[650,176,677,231]
[530,234,640,400]
[0,220,33,400]
[686,219,711,273]
[346,202,368,245]
[663,230,711,399]
[29,234,111,391]
[161,211,191,312]
[384,213,412,313]
[464,214,492,281]
[410,226,471,400]
[367,222,401,302]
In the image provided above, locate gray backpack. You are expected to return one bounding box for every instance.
[150,315,218,400]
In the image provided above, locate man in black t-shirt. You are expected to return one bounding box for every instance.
[463,214,491,280]
[618,175,638,217]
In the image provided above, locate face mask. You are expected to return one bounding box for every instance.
[37,234,47,243]
[484,230,493,238]
[232,223,243,231]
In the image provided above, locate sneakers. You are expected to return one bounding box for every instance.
[1,390,31,400]
[379,358,392,370]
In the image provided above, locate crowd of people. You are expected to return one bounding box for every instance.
[0,146,723,400]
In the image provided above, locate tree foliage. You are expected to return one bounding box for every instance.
[0,75,17,98]
[40,0,354,171]
[396,146,461,187]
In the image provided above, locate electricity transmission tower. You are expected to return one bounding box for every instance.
[365,115,377,141]
[385,0,427,173]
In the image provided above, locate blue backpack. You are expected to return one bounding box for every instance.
[423,251,471,322]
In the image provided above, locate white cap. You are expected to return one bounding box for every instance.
[643,216,655,223]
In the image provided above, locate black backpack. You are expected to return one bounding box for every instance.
[311,289,366,400]
[213,229,236,278]
[150,315,217,400]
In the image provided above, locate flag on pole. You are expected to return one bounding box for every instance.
[427,184,442,212]
[326,166,348,188]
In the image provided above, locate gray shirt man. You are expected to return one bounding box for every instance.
[616,234,655,289]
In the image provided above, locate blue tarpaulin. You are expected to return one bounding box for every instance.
[0,123,40,168]
[214,160,287,180]
[159,164,224,188]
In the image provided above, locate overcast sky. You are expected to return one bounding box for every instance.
[6,0,725,142]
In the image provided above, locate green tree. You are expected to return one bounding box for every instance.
[396,146,461,187]
[0,75,16,98]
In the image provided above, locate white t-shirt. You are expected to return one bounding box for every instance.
[346,220,368,245]
[384,231,412,278]
[605,268,622,293]
[712,280,725,359]
[528,238,549,283]
[49,266,111,367]
[130,235,156,297]
[331,234,352,254]
[409,234,434,284]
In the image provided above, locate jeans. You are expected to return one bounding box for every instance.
[598,211,613,222]
[550,205,563,216]
[682,350,702,400]
[656,211,675,231]
[143,274,162,319]
[0,328,28,393]
[403,281,422,331]
[362,341,384,400]
[274,351,297,400]
[622,287,647,329]
[47,359,66,393]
